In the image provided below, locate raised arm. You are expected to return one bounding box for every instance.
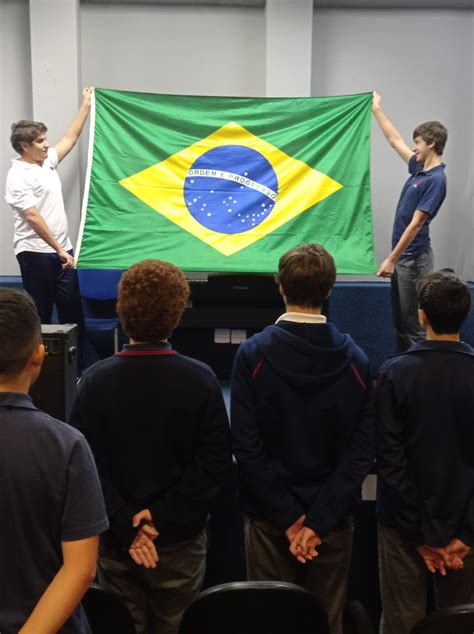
[19,536,98,634]
[54,87,93,163]
[372,91,413,164]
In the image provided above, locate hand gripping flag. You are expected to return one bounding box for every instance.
[77,89,376,274]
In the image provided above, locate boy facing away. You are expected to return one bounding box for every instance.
[69,259,232,634]
[376,270,474,634]
[231,243,375,634]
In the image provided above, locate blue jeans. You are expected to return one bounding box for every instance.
[391,248,433,352]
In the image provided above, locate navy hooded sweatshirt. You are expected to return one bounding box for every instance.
[231,319,374,537]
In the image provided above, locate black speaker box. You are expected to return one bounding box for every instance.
[29,324,78,422]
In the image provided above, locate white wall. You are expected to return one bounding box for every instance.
[0,0,32,276]
[80,4,265,96]
[312,8,474,279]
[0,2,265,275]
[1,2,473,279]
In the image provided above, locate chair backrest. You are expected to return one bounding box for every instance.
[343,600,377,634]
[78,270,122,346]
[178,581,329,634]
[81,583,136,634]
[410,604,474,634]
[78,269,124,301]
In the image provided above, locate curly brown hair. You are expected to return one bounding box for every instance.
[117,259,190,342]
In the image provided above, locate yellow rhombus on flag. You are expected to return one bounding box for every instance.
[119,122,343,256]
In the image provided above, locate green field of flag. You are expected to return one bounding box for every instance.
[77,88,376,274]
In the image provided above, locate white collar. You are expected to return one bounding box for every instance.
[275,311,327,324]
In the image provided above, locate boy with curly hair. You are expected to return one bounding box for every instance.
[70,259,231,634]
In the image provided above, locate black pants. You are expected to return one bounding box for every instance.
[245,516,353,634]
[98,528,208,634]
[17,250,84,367]
[378,524,474,634]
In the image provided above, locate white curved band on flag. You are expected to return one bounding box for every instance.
[187,168,277,201]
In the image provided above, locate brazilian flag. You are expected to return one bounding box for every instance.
[77,88,376,274]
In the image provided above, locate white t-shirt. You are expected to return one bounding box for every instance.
[5,148,72,255]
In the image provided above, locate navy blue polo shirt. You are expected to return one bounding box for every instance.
[392,154,446,258]
[0,392,108,634]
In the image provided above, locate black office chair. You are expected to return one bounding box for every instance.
[82,583,136,634]
[410,604,474,634]
[178,581,329,634]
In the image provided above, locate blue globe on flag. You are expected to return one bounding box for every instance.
[183,145,278,234]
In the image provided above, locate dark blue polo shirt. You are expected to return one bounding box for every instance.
[0,392,109,634]
[392,154,446,258]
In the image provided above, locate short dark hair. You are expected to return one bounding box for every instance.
[10,120,47,154]
[417,271,471,335]
[117,259,190,342]
[0,288,42,376]
[275,243,336,308]
[413,121,448,155]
